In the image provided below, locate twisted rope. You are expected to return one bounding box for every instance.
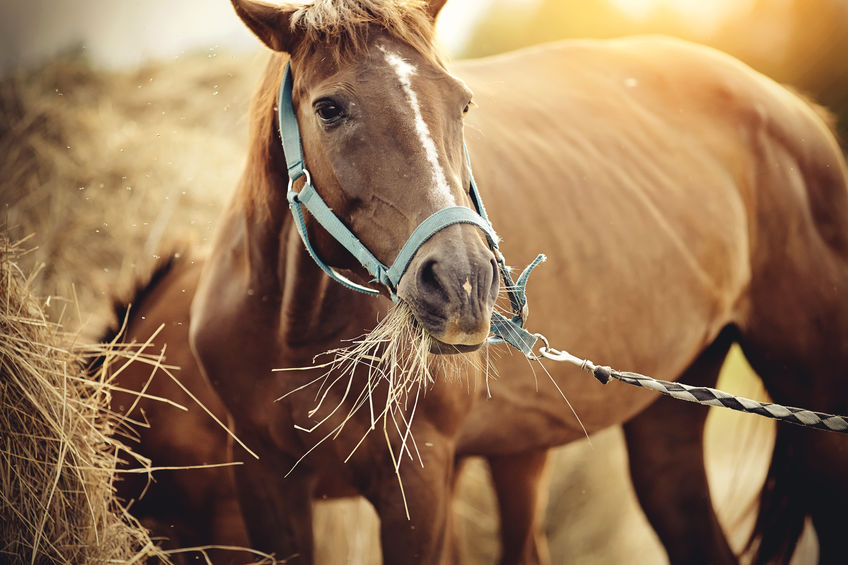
[537,344,848,434]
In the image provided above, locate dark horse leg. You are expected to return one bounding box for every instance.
[488,449,551,565]
[622,328,737,565]
[737,237,848,562]
[740,343,848,565]
[362,428,459,565]
[230,443,315,563]
[792,429,848,565]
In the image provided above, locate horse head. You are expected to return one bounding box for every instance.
[232,0,499,353]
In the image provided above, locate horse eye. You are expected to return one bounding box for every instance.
[315,100,344,124]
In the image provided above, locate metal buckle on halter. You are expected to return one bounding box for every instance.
[286,167,312,201]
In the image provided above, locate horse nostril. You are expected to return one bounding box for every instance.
[417,259,449,302]
[488,257,500,300]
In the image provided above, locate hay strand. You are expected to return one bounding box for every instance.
[0,235,162,564]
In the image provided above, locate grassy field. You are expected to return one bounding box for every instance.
[1,49,809,564]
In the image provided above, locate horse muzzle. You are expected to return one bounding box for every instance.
[397,225,500,353]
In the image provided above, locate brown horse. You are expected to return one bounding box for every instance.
[110,0,848,563]
[107,257,254,564]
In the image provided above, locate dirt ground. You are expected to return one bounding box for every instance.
[0,49,817,564]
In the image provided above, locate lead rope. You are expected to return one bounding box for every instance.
[527,334,848,434]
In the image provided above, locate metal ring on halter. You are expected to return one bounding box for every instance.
[287,168,313,193]
[527,332,550,360]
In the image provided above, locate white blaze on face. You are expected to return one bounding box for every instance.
[380,47,456,207]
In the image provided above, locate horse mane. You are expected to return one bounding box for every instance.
[238,55,288,219]
[238,0,442,218]
[288,0,438,63]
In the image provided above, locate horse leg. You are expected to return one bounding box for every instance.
[487,449,551,565]
[622,329,736,565]
[740,346,848,565]
[365,437,457,565]
[747,423,848,565]
[801,430,848,565]
[232,451,315,563]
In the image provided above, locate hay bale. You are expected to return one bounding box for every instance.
[0,235,161,564]
[0,50,260,338]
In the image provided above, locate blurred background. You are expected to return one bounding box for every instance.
[3,0,847,139]
[2,0,845,563]
[464,0,848,143]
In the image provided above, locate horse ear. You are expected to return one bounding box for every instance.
[426,0,449,20]
[231,0,298,53]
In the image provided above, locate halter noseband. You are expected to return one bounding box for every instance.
[277,62,544,354]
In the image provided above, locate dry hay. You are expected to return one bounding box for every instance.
[0,49,285,564]
[0,235,161,563]
[0,48,261,337]
[279,303,436,460]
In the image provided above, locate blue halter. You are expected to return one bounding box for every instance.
[277,62,544,354]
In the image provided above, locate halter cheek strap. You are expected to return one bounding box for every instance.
[277,62,544,354]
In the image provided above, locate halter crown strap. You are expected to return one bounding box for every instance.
[278,64,307,183]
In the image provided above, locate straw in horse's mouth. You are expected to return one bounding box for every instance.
[279,301,488,500]
[279,302,434,455]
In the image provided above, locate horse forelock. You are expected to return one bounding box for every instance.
[288,0,439,65]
